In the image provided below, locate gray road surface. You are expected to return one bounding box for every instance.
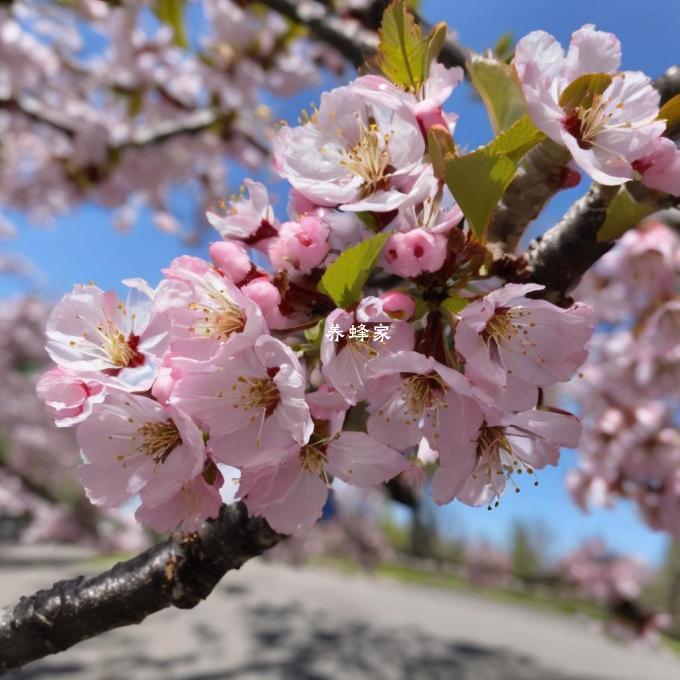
[1,545,679,679]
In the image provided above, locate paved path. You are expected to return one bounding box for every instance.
[2,546,679,679]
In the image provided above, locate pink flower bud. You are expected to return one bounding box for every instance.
[209,240,252,283]
[268,216,330,274]
[241,276,289,329]
[380,291,416,320]
[382,229,447,278]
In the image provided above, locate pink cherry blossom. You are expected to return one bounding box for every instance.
[452,407,582,508]
[77,391,205,510]
[455,283,593,396]
[136,465,224,533]
[320,306,414,404]
[268,216,330,274]
[45,281,168,391]
[351,62,463,135]
[36,367,104,427]
[171,334,312,455]
[239,431,408,535]
[287,190,371,250]
[206,179,277,247]
[160,263,267,361]
[366,350,484,458]
[515,25,665,185]
[382,228,448,277]
[634,136,680,196]
[273,80,426,212]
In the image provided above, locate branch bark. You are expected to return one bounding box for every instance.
[256,0,468,70]
[0,502,282,673]
[526,183,680,302]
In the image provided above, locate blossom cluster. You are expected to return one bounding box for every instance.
[0,296,148,549]
[567,220,680,536]
[0,0,330,237]
[35,20,680,537]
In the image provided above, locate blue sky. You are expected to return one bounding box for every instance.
[1,0,677,564]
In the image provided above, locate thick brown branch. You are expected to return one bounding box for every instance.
[525,184,619,302]
[486,140,571,256]
[0,502,281,673]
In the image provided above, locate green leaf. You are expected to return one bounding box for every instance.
[424,22,448,80]
[558,73,612,112]
[318,233,390,308]
[659,93,680,137]
[153,0,188,48]
[444,150,517,240]
[467,56,527,134]
[486,115,546,161]
[597,187,657,242]
[355,211,380,233]
[377,1,428,91]
[441,295,469,314]
[493,32,515,63]
[303,319,325,343]
[443,116,544,240]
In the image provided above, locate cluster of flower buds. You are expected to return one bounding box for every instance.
[567,220,680,536]
[36,19,680,537]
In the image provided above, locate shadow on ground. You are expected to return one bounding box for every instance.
[8,595,597,680]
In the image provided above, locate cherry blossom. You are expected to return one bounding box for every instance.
[515,24,666,185]
[452,407,582,508]
[366,350,484,456]
[171,335,312,453]
[45,281,167,391]
[161,263,267,361]
[320,306,414,404]
[273,81,427,212]
[455,283,593,397]
[136,464,224,533]
[77,391,205,511]
[239,430,408,535]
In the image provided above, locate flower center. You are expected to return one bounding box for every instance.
[475,425,539,509]
[232,375,280,416]
[562,91,616,150]
[136,420,182,464]
[340,116,392,195]
[99,322,144,368]
[402,372,447,415]
[481,307,539,364]
[190,292,246,340]
[299,443,327,475]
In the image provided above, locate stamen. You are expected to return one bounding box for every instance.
[134,420,182,464]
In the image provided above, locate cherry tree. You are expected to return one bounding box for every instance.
[1,0,679,671]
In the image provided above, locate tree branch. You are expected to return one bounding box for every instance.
[0,96,268,155]
[486,140,571,256]
[256,0,468,70]
[0,502,281,673]
[526,183,680,302]
[655,65,680,105]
